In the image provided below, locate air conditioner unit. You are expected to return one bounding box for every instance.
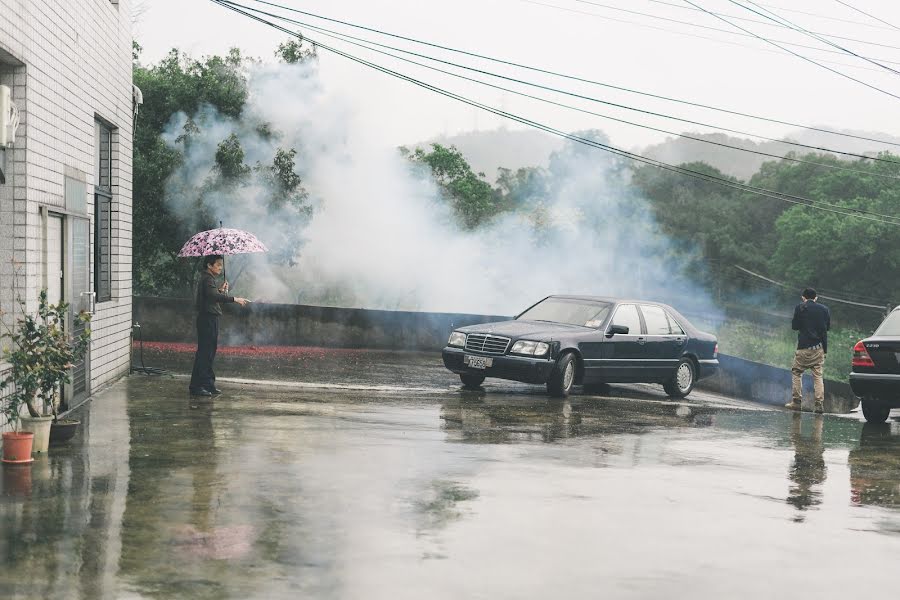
[0,85,20,146]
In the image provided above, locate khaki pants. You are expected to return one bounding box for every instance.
[791,347,825,406]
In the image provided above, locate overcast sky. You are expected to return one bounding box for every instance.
[135,0,900,150]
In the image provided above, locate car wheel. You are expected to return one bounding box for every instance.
[547,352,577,398]
[861,396,891,423]
[664,358,695,398]
[460,373,486,389]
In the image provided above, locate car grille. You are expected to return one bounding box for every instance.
[465,334,510,355]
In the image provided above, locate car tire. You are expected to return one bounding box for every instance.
[547,352,577,398]
[861,396,891,423]
[460,373,486,389]
[664,358,695,398]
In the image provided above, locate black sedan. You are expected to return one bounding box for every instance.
[849,307,900,423]
[442,295,719,398]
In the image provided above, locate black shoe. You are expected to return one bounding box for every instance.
[206,388,222,396]
[190,389,212,397]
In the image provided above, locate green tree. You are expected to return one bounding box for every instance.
[133,40,315,296]
[404,143,502,229]
[276,37,317,64]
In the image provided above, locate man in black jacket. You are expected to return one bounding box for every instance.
[189,255,249,397]
[786,288,830,413]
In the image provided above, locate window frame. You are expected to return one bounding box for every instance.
[611,303,644,336]
[93,119,114,303]
[639,304,672,336]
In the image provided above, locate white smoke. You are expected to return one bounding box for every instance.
[162,59,718,318]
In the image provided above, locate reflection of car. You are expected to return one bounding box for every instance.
[849,423,900,509]
[849,307,900,422]
[441,295,719,398]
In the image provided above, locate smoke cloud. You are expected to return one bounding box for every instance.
[162,60,718,319]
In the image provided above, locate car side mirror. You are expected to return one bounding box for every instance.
[606,324,629,337]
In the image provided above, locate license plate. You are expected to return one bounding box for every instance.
[464,355,493,369]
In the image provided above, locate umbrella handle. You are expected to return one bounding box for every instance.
[220,221,226,284]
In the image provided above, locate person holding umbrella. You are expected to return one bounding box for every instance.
[179,225,268,397]
[189,255,250,396]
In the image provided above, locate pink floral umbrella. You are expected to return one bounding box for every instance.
[177,226,268,281]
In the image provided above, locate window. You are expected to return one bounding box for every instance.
[518,298,612,327]
[94,120,113,302]
[876,311,900,336]
[611,304,642,335]
[641,305,671,335]
[667,313,685,335]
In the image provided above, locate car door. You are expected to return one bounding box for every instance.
[639,304,683,380]
[598,303,646,382]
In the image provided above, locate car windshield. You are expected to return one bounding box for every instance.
[517,298,612,327]
[875,311,900,336]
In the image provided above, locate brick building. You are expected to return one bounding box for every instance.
[0,0,134,423]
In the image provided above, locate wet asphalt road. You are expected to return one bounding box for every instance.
[2,349,899,599]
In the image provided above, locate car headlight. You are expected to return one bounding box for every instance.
[511,340,550,356]
[448,331,467,347]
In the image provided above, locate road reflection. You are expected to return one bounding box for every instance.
[849,422,900,510]
[440,395,717,444]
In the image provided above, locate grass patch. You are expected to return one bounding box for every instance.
[712,320,867,382]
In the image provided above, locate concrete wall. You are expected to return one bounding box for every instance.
[0,0,134,428]
[133,296,509,350]
[134,296,860,412]
[695,354,858,414]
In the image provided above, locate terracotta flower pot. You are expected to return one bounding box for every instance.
[2,431,35,464]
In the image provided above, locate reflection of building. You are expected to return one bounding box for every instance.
[0,1,134,424]
[0,382,131,597]
[786,414,826,520]
[849,423,900,509]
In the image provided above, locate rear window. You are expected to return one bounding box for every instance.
[875,311,900,336]
[640,305,671,335]
[518,298,612,327]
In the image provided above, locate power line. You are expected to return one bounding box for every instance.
[209,0,900,227]
[236,0,900,153]
[734,265,890,310]
[731,0,900,76]
[522,0,896,77]
[647,0,898,32]
[245,2,900,180]
[525,0,896,77]
[682,0,900,102]
[834,0,900,32]
[565,0,900,54]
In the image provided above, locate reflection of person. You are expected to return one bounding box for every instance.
[786,288,831,413]
[189,255,249,397]
[786,413,826,519]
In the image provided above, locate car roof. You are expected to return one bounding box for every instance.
[548,294,671,307]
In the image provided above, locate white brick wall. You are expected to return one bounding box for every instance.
[0,0,133,421]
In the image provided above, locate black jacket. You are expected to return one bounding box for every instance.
[792,300,831,353]
[195,271,234,316]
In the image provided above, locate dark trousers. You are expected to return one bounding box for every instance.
[189,313,219,392]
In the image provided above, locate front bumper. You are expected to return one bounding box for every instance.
[850,372,900,401]
[442,346,556,384]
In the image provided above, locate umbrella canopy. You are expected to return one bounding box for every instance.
[177,227,268,257]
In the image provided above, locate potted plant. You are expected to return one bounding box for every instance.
[1,290,91,455]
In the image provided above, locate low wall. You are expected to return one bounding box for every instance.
[133,296,509,350]
[134,297,859,413]
[695,354,858,414]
